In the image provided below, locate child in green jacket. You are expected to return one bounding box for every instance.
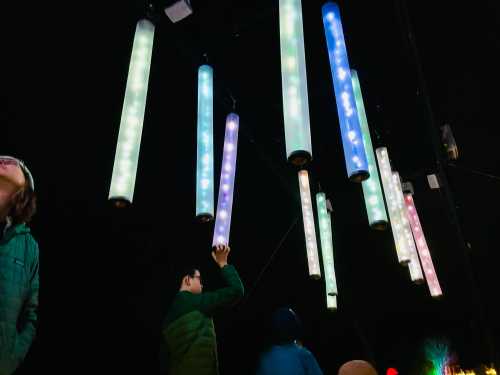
[162,244,244,375]
[0,156,39,375]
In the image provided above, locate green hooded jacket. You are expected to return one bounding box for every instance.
[0,223,39,375]
[162,265,244,375]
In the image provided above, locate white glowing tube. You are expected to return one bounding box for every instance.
[405,194,443,298]
[327,295,337,311]
[375,148,410,264]
[196,65,214,221]
[109,19,154,204]
[351,70,388,229]
[393,172,423,283]
[109,19,155,204]
[316,193,338,295]
[279,0,313,166]
[298,170,321,279]
[212,113,239,247]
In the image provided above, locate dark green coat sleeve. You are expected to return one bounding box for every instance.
[198,265,244,315]
[15,239,39,361]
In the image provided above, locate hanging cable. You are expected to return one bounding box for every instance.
[236,215,300,309]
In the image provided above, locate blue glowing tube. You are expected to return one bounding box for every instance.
[322,3,369,182]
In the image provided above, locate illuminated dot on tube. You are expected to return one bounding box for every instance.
[228,121,237,130]
[202,132,209,142]
[127,116,139,126]
[347,130,356,141]
[122,142,134,152]
[201,179,210,189]
[326,12,334,22]
[337,67,347,81]
[217,236,225,243]
[369,196,378,205]
[222,184,230,192]
[219,210,228,219]
[225,143,234,152]
[202,154,210,165]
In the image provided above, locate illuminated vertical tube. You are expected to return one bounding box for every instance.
[298,171,321,279]
[322,3,369,182]
[316,193,338,295]
[375,147,410,264]
[196,65,214,221]
[393,172,423,283]
[212,113,239,247]
[351,70,388,229]
[327,295,337,311]
[109,19,155,204]
[405,194,443,298]
[279,0,313,166]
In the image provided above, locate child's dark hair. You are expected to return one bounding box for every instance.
[9,184,37,225]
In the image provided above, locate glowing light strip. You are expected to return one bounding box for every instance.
[375,147,410,264]
[212,113,239,247]
[298,170,321,279]
[393,172,423,283]
[316,192,338,295]
[196,65,214,220]
[322,3,369,181]
[109,19,155,203]
[279,0,313,165]
[351,70,388,228]
[327,295,337,311]
[405,194,443,298]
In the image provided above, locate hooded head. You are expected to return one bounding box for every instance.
[271,307,302,344]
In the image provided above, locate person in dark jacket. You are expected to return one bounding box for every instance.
[0,156,39,375]
[256,307,323,375]
[162,244,244,375]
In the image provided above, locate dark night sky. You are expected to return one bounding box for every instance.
[2,0,500,374]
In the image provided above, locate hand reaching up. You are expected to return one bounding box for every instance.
[212,244,230,268]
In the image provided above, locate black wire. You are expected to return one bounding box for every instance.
[448,163,500,183]
[236,215,300,309]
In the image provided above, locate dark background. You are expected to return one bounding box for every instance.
[2,0,499,373]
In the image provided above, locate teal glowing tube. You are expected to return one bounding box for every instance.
[316,192,338,296]
[351,70,388,229]
[196,65,214,221]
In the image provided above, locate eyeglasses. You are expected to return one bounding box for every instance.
[192,275,202,283]
[0,157,20,167]
[0,156,35,190]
